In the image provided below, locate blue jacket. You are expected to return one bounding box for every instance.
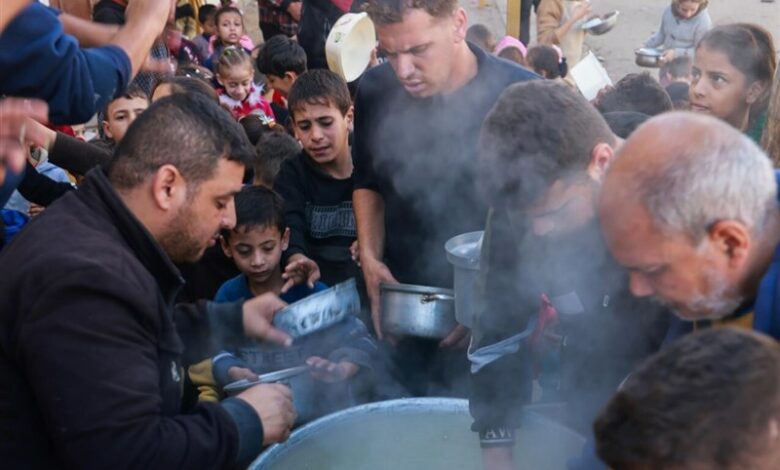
[0,3,132,125]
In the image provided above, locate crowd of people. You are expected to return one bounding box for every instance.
[0,0,779,469]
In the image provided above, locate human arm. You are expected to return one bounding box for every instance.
[23,118,112,175]
[308,316,377,382]
[0,98,48,185]
[537,0,591,46]
[59,12,120,47]
[0,0,29,32]
[644,12,666,49]
[16,160,75,207]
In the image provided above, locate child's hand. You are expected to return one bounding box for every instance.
[661,49,676,63]
[282,254,321,293]
[306,357,359,383]
[227,366,258,382]
[572,0,592,21]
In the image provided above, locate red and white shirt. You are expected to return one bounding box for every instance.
[217,84,276,121]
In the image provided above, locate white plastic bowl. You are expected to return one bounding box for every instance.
[325,12,376,83]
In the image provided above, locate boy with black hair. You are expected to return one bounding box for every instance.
[193,4,218,59]
[256,35,308,98]
[664,56,693,110]
[213,185,376,423]
[274,69,359,286]
[595,73,674,117]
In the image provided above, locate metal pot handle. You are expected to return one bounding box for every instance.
[421,293,455,303]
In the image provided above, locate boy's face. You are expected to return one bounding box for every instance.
[221,225,290,285]
[203,14,217,36]
[217,12,243,45]
[266,72,297,97]
[293,102,353,166]
[218,65,254,102]
[103,96,149,142]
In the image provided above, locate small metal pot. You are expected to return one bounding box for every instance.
[582,10,619,36]
[445,231,483,328]
[380,283,456,339]
[635,48,662,68]
[273,278,360,339]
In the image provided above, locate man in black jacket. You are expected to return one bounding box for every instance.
[0,94,297,468]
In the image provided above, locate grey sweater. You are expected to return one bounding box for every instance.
[644,6,712,58]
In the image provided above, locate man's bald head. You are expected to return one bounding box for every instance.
[602,112,775,242]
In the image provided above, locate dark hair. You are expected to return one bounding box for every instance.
[479,80,615,207]
[198,4,217,25]
[667,56,692,79]
[595,328,780,470]
[497,47,525,66]
[596,73,673,116]
[108,93,254,190]
[239,113,278,146]
[365,0,458,25]
[287,69,351,118]
[665,82,691,110]
[103,82,149,119]
[255,131,301,186]
[215,46,253,78]
[698,23,777,126]
[527,45,567,79]
[256,35,307,77]
[214,6,243,27]
[602,111,650,139]
[224,185,286,239]
[466,24,493,52]
[152,76,219,103]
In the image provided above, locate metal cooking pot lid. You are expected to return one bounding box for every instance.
[380,282,454,296]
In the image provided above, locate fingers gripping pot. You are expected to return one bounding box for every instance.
[224,366,314,423]
[380,283,456,339]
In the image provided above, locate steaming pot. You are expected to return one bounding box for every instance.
[445,231,483,328]
[249,398,586,469]
[380,283,456,339]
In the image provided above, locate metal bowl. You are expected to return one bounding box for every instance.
[249,398,586,469]
[582,11,619,36]
[273,278,360,339]
[635,47,662,68]
[380,283,456,339]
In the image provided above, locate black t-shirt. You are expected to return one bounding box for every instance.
[352,44,538,286]
[275,151,360,286]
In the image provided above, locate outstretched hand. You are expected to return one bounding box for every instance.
[281,253,321,293]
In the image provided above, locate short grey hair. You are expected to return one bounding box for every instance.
[637,125,776,242]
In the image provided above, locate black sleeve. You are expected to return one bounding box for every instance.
[16,161,74,207]
[49,133,112,175]
[351,75,381,193]
[469,207,535,447]
[274,156,309,259]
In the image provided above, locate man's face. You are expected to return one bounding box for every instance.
[601,202,745,320]
[293,101,352,168]
[690,45,751,128]
[159,159,245,263]
[103,96,149,142]
[376,8,463,97]
[266,73,295,97]
[523,175,599,238]
[222,225,289,285]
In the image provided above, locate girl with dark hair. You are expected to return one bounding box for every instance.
[690,23,777,142]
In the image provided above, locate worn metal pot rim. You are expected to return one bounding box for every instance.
[445,230,483,269]
[224,365,310,394]
[380,282,454,296]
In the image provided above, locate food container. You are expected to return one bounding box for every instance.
[273,278,360,339]
[224,365,314,423]
[223,365,311,395]
[581,11,619,36]
[380,283,456,339]
[635,48,663,68]
[325,12,376,82]
[249,398,586,470]
[445,231,483,328]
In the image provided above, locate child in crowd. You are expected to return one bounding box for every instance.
[215,47,276,121]
[193,4,217,59]
[596,73,673,117]
[527,44,568,80]
[690,23,777,142]
[152,75,219,103]
[537,0,592,68]
[212,186,376,423]
[664,57,693,110]
[206,6,255,70]
[274,69,360,286]
[645,0,712,85]
[164,25,204,68]
[255,35,307,130]
[254,131,301,187]
[466,24,496,53]
[101,83,150,145]
[494,35,527,66]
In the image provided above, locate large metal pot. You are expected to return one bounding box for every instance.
[380,283,456,339]
[445,231,483,328]
[250,398,586,469]
[635,48,662,68]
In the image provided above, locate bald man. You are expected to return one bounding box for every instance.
[600,112,780,338]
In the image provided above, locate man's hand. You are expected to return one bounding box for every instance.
[242,292,292,347]
[287,1,302,22]
[236,383,297,445]
[227,366,258,382]
[360,257,398,340]
[306,357,359,383]
[571,0,592,21]
[439,324,470,349]
[0,98,48,185]
[350,240,361,266]
[482,447,514,470]
[282,253,320,293]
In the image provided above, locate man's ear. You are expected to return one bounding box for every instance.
[102,120,114,140]
[452,7,468,42]
[587,143,615,183]
[150,164,186,211]
[281,227,290,251]
[708,220,752,268]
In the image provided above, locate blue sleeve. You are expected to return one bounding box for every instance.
[326,317,377,370]
[0,4,132,124]
[213,284,231,303]
[212,351,249,386]
[313,281,329,293]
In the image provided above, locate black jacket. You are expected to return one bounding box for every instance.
[0,169,263,469]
